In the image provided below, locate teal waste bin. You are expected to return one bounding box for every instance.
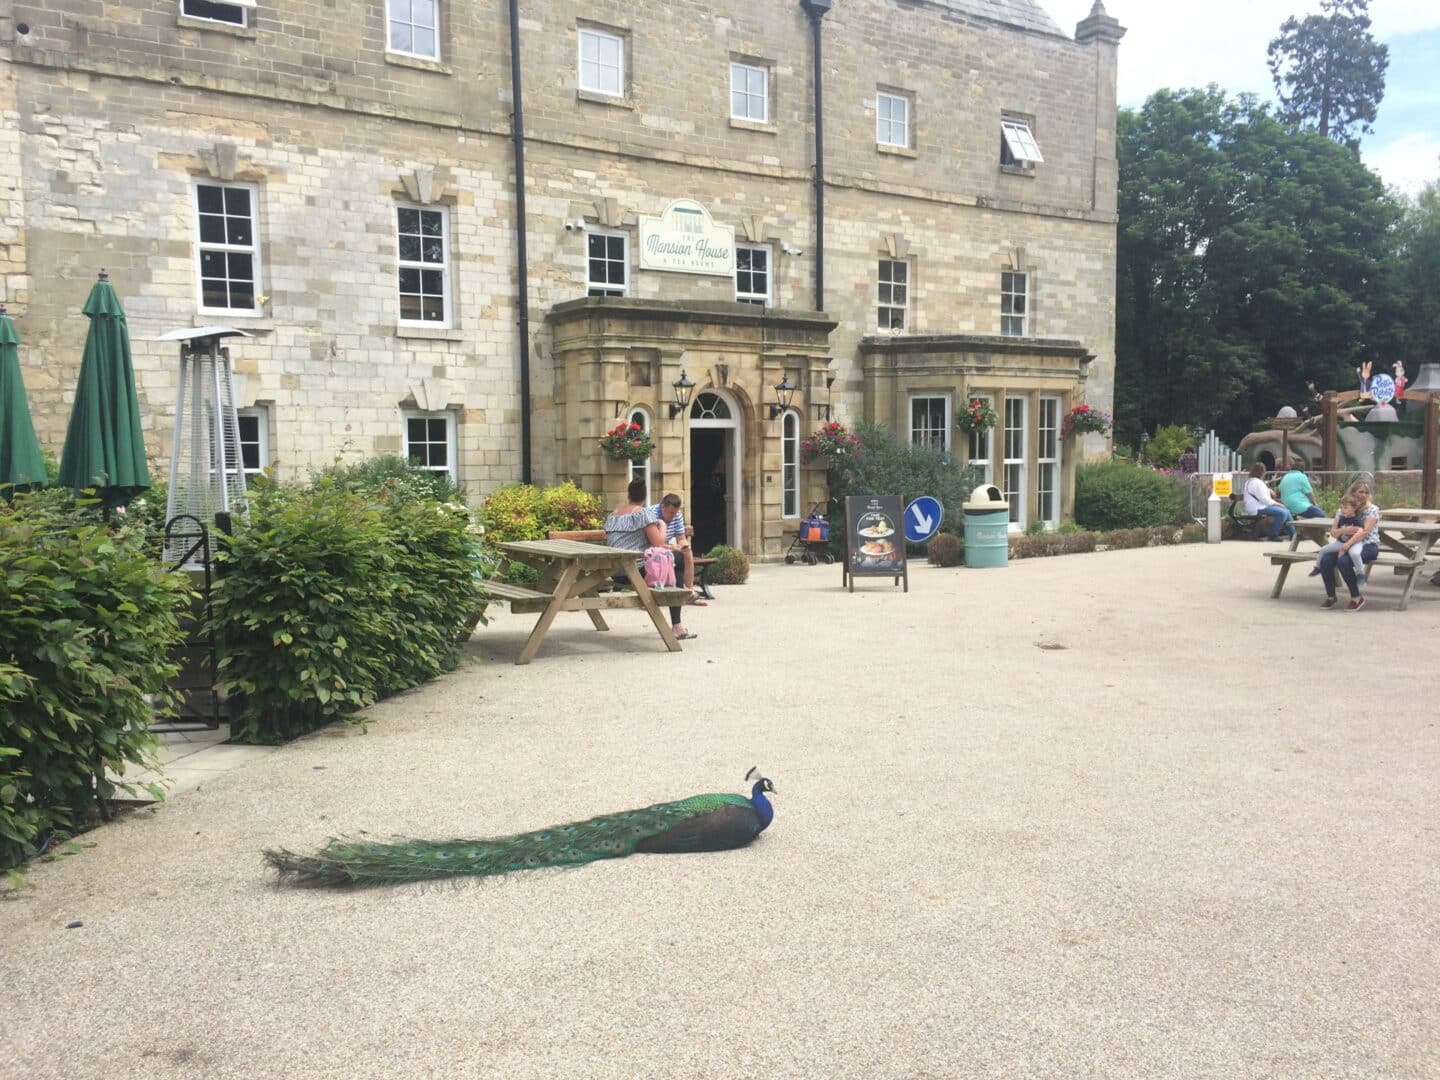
[963,484,1010,568]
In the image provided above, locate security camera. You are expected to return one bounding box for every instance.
[781,243,803,256]
[564,218,586,232]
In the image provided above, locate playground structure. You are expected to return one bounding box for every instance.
[1237,363,1440,508]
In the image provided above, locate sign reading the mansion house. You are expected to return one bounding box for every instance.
[639,200,735,276]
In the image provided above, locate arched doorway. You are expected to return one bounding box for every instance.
[689,390,742,554]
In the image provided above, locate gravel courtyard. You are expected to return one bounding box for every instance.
[3,542,1438,1080]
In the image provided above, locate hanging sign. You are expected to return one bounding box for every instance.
[638,199,735,276]
[1212,474,1233,498]
[843,495,909,593]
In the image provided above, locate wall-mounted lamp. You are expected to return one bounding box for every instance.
[768,374,798,420]
[669,370,695,419]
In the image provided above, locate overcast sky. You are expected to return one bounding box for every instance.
[1042,0,1440,194]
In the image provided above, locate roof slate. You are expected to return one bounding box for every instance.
[928,0,1066,37]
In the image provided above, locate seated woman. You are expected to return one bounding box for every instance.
[1241,461,1293,541]
[604,479,694,640]
[1316,480,1380,612]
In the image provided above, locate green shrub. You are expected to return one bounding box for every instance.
[1145,424,1193,469]
[1,492,190,876]
[826,421,981,541]
[319,453,461,504]
[1074,462,1186,531]
[702,545,750,584]
[210,480,474,743]
[479,482,605,546]
[926,532,962,567]
[1009,531,1097,559]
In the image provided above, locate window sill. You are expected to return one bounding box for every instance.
[396,325,463,341]
[385,51,452,76]
[194,311,272,330]
[999,164,1037,178]
[577,89,634,109]
[176,14,257,39]
[729,117,777,135]
[877,142,917,159]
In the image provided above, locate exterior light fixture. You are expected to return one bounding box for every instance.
[769,374,798,420]
[669,370,695,419]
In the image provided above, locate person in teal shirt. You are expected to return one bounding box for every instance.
[1278,468,1327,518]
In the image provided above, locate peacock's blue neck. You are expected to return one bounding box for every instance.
[749,782,774,830]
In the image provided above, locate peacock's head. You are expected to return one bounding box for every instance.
[745,766,776,795]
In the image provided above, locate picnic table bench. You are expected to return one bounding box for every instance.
[547,528,719,599]
[1266,514,1440,611]
[479,539,692,664]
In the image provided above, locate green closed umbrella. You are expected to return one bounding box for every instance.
[57,271,150,509]
[0,302,47,494]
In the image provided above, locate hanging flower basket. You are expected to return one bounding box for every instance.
[599,421,655,463]
[1061,403,1112,438]
[800,421,862,466]
[954,397,998,435]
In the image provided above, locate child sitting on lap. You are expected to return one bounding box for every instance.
[1309,494,1366,582]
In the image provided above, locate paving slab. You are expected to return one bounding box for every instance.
[2,542,1438,1080]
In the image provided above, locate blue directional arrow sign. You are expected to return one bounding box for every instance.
[904,496,943,544]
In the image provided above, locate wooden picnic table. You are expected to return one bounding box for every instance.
[1267,514,1440,610]
[484,539,688,665]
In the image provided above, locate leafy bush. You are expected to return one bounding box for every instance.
[320,454,461,504]
[827,421,981,539]
[1100,524,1207,549]
[702,545,750,584]
[1074,462,1186,531]
[1145,424,1193,469]
[1,492,190,876]
[926,532,962,566]
[479,482,604,546]
[210,480,474,744]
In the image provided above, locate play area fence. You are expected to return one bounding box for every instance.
[1186,469,1375,526]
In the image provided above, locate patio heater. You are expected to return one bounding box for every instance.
[156,325,252,565]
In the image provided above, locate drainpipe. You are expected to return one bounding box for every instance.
[800,0,830,312]
[508,0,532,482]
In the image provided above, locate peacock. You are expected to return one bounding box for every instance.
[264,768,776,887]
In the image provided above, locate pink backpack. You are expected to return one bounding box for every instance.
[642,546,675,587]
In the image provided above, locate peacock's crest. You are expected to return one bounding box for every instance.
[265,768,777,887]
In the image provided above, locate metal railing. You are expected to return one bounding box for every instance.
[1187,469,1374,525]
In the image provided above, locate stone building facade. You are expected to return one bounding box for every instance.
[1,0,1123,555]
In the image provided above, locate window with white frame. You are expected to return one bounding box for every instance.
[181,0,252,27]
[878,259,908,330]
[628,407,651,505]
[967,394,994,485]
[1003,396,1027,528]
[1001,270,1027,337]
[236,407,269,476]
[578,27,624,96]
[404,411,457,481]
[195,182,260,314]
[909,396,949,452]
[1000,118,1044,167]
[876,91,910,148]
[587,231,627,296]
[782,410,800,518]
[396,205,450,326]
[735,244,770,305]
[730,62,768,123]
[387,0,439,60]
[1037,396,1061,527]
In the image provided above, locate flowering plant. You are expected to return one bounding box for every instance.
[954,397,998,435]
[801,421,862,466]
[598,421,654,463]
[1061,403,1112,438]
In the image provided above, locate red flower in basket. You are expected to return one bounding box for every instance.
[600,421,655,463]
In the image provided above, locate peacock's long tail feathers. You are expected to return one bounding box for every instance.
[264,792,755,887]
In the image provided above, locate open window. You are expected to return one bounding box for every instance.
[1000,118,1043,169]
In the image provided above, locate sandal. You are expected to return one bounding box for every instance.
[675,630,698,640]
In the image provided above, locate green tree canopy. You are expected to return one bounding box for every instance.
[1116,87,1401,444]
[1267,0,1388,144]
[1392,181,1440,370]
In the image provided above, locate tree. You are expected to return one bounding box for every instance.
[1116,88,1401,445]
[1392,180,1440,369]
[1267,0,1388,145]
